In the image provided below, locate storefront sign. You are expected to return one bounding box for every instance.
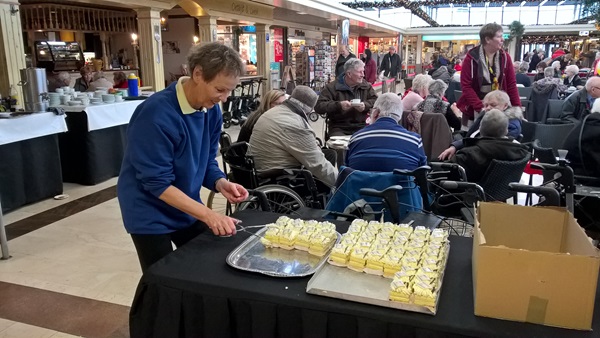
[423,33,509,41]
[358,36,369,55]
[579,31,590,37]
[274,40,284,62]
[180,0,273,21]
[341,19,350,46]
[266,33,270,42]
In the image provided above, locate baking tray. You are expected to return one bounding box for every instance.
[227,227,341,277]
[306,245,450,315]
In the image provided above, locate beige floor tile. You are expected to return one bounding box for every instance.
[0,322,56,338]
[49,332,81,338]
[0,319,15,333]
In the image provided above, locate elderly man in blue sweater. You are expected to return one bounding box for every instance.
[118,43,249,271]
[345,93,427,172]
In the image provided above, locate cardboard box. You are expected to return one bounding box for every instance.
[473,202,600,330]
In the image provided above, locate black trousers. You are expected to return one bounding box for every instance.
[131,221,208,272]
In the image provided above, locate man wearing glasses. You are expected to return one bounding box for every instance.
[561,77,600,123]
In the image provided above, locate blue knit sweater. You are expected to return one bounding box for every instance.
[117,82,225,234]
[345,117,428,172]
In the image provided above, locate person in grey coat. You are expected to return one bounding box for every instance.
[249,86,337,187]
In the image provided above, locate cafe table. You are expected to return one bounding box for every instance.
[0,112,67,212]
[58,100,143,185]
[130,209,600,338]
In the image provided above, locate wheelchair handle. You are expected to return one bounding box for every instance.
[359,185,403,197]
[508,183,560,207]
[529,162,575,193]
[393,165,431,176]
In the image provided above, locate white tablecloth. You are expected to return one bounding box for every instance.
[0,112,68,145]
[61,100,143,131]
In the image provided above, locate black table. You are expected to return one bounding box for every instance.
[0,134,63,213]
[58,111,127,185]
[130,210,600,338]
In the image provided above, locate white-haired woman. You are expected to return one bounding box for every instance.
[551,60,562,78]
[402,74,432,111]
[415,79,462,130]
[563,65,583,89]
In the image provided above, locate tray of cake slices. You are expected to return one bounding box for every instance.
[226,216,341,277]
[306,219,450,315]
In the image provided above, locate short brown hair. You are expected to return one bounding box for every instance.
[79,66,92,76]
[187,42,245,82]
[113,71,126,84]
[479,23,503,45]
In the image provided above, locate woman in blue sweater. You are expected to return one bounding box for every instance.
[118,43,249,271]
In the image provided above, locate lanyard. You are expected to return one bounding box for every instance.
[485,53,499,91]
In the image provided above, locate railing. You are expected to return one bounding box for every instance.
[20,4,137,33]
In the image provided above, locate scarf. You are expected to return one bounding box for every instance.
[282,99,309,122]
[479,47,500,94]
[416,95,449,116]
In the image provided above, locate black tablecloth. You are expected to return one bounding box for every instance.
[130,210,600,338]
[0,134,63,213]
[58,111,127,185]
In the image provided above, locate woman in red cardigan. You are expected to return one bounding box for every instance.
[364,49,377,84]
[457,23,521,129]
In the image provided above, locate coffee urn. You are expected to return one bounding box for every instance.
[18,68,48,112]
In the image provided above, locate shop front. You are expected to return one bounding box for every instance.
[19,3,142,88]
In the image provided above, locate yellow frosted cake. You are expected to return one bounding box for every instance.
[260,216,338,257]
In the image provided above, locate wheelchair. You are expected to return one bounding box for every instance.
[208,133,329,215]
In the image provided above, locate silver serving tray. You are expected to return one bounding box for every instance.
[226,227,341,277]
[306,245,450,315]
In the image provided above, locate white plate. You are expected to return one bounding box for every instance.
[0,112,11,118]
[329,136,351,141]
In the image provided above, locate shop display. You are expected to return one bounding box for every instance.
[35,41,84,72]
[295,48,314,85]
[260,216,338,257]
[314,41,334,88]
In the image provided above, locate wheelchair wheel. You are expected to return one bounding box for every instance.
[206,191,232,215]
[308,111,319,122]
[223,120,231,129]
[237,184,305,214]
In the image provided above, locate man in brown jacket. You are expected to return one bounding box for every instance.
[315,58,378,136]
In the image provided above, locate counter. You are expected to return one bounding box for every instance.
[0,112,67,212]
[58,100,143,185]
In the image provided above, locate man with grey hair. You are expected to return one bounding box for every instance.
[451,109,529,182]
[47,71,71,92]
[380,45,402,79]
[345,93,427,172]
[515,61,531,87]
[315,57,377,136]
[250,85,337,186]
[335,44,356,77]
[561,76,600,123]
[118,42,248,271]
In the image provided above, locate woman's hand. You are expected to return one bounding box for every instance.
[438,146,457,160]
[216,178,249,204]
[203,209,238,236]
[450,103,463,118]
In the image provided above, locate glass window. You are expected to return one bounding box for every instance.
[470,7,487,25]
[486,6,503,25]
[454,6,469,26]
[502,6,520,24]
